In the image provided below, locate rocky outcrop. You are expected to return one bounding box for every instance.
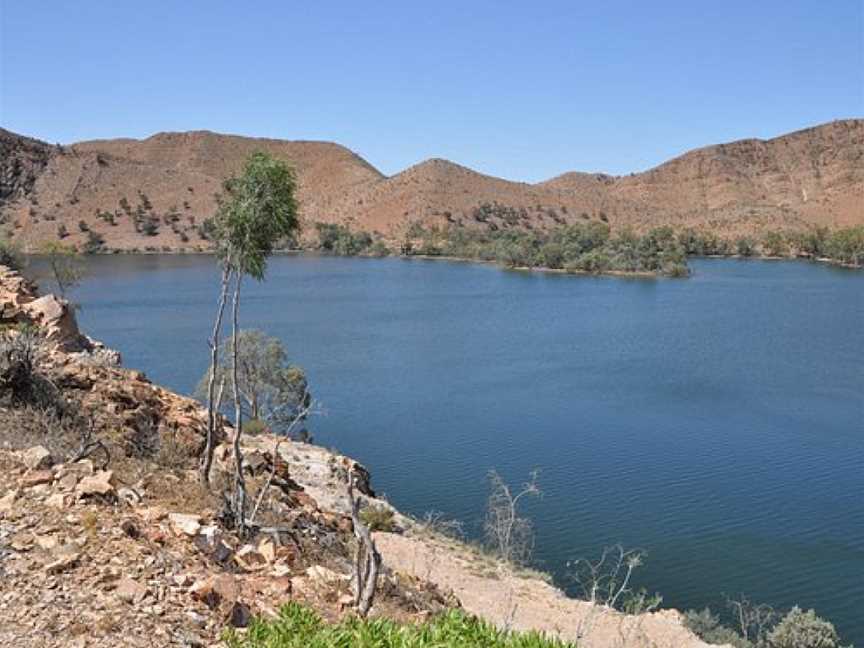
[0,265,113,355]
[0,265,214,454]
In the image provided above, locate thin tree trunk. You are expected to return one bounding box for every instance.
[348,471,381,617]
[230,272,247,535]
[200,264,232,486]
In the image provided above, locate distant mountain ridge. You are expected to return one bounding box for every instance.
[0,119,861,251]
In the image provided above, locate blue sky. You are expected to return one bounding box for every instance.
[1,1,861,182]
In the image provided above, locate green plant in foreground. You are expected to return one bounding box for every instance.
[224,603,576,648]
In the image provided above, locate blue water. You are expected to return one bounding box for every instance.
[36,255,864,643]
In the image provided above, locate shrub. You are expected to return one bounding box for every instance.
[767,607,847,648]
[244,419,268,435]
[82,230,105,255]
[736,236,756,257]
[359,504,395,532]
[762,232,788,257]
[684,608,753,648]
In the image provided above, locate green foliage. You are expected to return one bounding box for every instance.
[194,330,310,437]
[224,603,576,648]
[404,222,688,276]
[823,225,864,266]
[762,231,788,257]
[359,504,395,532]
[736,236,756,257]
[314,222,379,256]
[767,607,848,648]
[678,229,732,256]
[213,151,299,280]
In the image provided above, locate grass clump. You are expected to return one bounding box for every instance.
[225,603,576,648]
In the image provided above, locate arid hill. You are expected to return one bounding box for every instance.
[0,119,861,252]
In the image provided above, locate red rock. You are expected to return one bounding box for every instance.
[20,469,54,488]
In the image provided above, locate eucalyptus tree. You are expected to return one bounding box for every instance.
[199,152,299,535]
[194,329,311,436]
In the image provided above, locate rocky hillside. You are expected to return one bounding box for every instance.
[0,119,860,252]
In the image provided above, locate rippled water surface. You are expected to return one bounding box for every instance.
[37,255,863,643]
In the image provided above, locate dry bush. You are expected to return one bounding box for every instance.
[567,544,661,614]
[0,403,90,460]
[0,328,58,410]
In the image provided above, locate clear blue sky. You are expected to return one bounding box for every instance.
[1,1,861,182]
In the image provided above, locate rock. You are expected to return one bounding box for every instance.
[35,534,59,551]
[20,469,54,488]
[235,544,267,571]
[190,574,239,610]
[173,572,195,588]
[227,601,252,628]
[75,470,116,498]
[193,526,232,562]
[306,564,344,585]
[120,518,140,539]
[73,459,94,476]
[138,506,167,523]
[21,446,53,470]
[45,549,79,574]
[257,538,276,563]
[56,473,79,491]
[271,564,291,578]
[0,489,19,514]
[244,450,268,475]
[185,610,207,628]
[45,492,67,509]
[114,577,148,604]
[168,513,201,537]
[117,487,142,507]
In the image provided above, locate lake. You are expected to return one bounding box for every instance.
[33,254,864,643]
